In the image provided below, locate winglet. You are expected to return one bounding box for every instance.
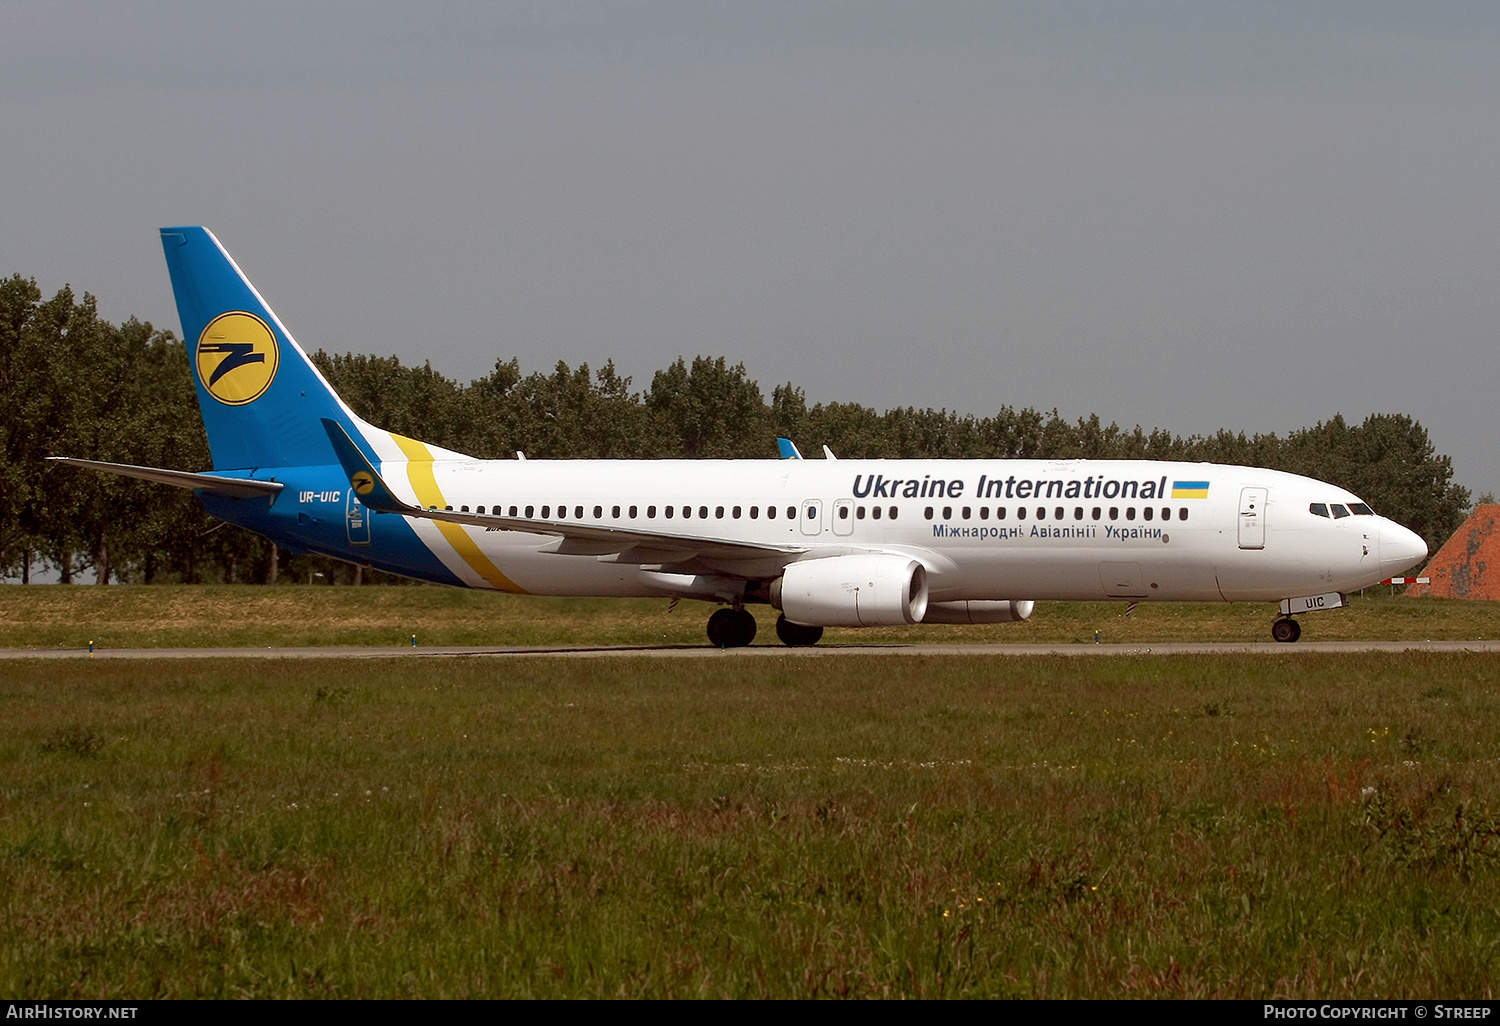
[777,437,803,460]
[321,418,413,514]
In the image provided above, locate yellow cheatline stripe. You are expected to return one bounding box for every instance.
[389,432,526,594]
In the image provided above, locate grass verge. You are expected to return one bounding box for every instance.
[3,652,1499,997]
[1,584,1496,649]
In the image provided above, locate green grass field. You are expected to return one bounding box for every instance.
[4,649,1500,998]
[1,583,1497,649]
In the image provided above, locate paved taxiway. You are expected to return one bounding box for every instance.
[2,640,1498,659]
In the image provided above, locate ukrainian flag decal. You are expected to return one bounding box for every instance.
[1171,481,1210,499]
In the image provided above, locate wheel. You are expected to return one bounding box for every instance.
[707,608,735,647]
[729,608,758,647]
[1271,617,1301,644]
[707,608,757,648]
[775,614,824,647]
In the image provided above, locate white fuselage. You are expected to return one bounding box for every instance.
[365,456,1425,604]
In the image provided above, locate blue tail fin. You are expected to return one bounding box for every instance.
[160,227,364,471]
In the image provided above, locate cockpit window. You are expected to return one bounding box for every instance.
[1330,504,1351,519]
[1309,503,1330,518]
[1349,503,1374,516]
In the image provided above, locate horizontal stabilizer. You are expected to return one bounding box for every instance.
[47,457,283,499]
[319,419,409,513]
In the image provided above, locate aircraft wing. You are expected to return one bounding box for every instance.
[47,457,284,499]
[321,420,810,566]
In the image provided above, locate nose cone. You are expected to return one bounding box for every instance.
[1379,522,1428,576]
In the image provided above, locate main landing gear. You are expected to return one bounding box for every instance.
[706,607,758,648]
[774,615,823,647]
[704,609,826,648]
[1271,617,1302,644]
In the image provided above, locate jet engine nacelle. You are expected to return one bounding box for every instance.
[922,599,1035,624]
[772,554,930,627]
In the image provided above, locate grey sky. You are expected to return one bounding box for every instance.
[4,1,1497,500]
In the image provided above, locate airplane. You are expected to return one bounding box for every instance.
[52,227,1429,647]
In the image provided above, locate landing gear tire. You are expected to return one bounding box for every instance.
[1271,617,1301,644]
[775,615,824,647]
[707,608,757,648]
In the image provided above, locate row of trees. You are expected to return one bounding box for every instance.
[1,274,1472,585]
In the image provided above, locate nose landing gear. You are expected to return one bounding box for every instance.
[1271,617,1301,644]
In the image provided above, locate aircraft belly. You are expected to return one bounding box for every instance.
[472,534,656,597]
[926,541,1223,602]
[1214,527,1365,601]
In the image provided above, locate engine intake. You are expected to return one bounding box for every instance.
[772,554,929,627]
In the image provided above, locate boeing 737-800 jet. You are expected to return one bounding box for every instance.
[53,228,1428,646]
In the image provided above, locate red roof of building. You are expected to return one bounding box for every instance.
[1410,504,1500,600]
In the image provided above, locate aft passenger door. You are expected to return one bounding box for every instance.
[346,487,371,546]
[1238,487,1266,550]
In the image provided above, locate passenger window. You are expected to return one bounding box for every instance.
[665,506,675,519]
[888,506,897,520]
[750,506,759,519]
[683,506,693,519]
[525,505,535,518]
[1178,508,1188,520]
[540,505,549,518]
[1126,508,1136,521]
[627,505,636,518]
[575,506,584,519]
[1036,507,1045,520]
[924,506,934,520]
[1017,507,1027,520]
[943,506,953,519]
[787,507,796,519]
[962,507,971,519]
[767,506,776,519]
[979,507,990,520]
[805,506,815,519]
[856,506,866,520]
[1054,507,1064,521]
[1143,507,1153,521]
[838,506,849,520]
[700,506,709,519]
[509,505,518,517]
[593,505,602,519]
[1109,507,1119,521]
[1161,508,1170,521]
[715,506,724,519]
[1074,507,1083,520]
[996,507,1007,520]
[1309,503,1330,518]
[1092,507,1101,520]
[612,505,620,518]
[1331,504,1351,519]
[873,505,883,520]
[732,506,741,518]
[646,505,656,518]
